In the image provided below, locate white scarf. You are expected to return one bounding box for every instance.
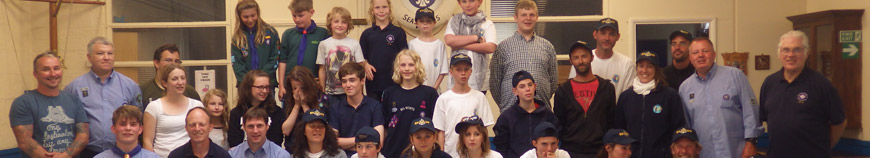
[632,78,655,95]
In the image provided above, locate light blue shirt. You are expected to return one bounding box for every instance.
[228,140,290,158]
[678,64,763,158]
[63,70,142,151]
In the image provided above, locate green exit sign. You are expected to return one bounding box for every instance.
[840,30,862,43]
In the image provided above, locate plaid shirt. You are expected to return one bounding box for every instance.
[490,32,558,111]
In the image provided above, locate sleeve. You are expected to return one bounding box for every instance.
[262,28,281,76]
[279,30,292,63]
[432,97,447,130]
[381,89,392,125]
[354,42,366,63]
[553,86,567,128]
[231,45,249,82]
[143,101,159,118]
[759,81,769,122]
[426,89,439,118]
[439,43,450,74]
[444,19,456,35]
[478,94,496,126]
[72,96,88,123]
[128,83,144,106]
[483,21,498,45]
[623,62,637,93]
[603,82,617,130]
[398,30,409,50]
[317,40,328,65]
[735,72,762,138]
[612,95,627,129]
[9,96,34,126]
[548,45,558,97]
[824,81,846,125]
[228,108,244,147]
[360,30,372,60]
[372,102,385,126]
[492,115,510,154]
[669,90,687,131]
[488,44,504,106]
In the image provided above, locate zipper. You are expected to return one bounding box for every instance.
[640,95,646,157]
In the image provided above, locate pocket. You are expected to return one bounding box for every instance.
[720,87,739,109]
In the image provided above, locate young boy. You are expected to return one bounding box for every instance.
[409,7,448,90]
[444,0,498,92]
[433,53,496,157]
[318,7,366,107]
[327,62,385,157]
[519,122,571,158]
[493,71,559,158]
[278,0,330,98]
[351,127,385,158]
[94,105,160,158]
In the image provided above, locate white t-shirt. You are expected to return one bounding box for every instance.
[317,37,366,95]
[445,19,498,91]
[432,89,495,157]
[144,98,204,158]
[518,149,571,158]
[209,128,228,149]
[409,38,449,88]
[350,153,385,158]
[568,49,636,99]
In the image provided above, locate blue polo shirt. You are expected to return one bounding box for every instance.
[760,67,845,158]
[63,70,142,152]
[228,140,289,158]
[327,96,384,156]
[360,23,408,93]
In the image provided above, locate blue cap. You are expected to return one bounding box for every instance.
[672,127,698,143]
[512,70,535,88]
[415,8,435,21]
[410,117,437,134]
[604,129,636,145]
[596,18,619,32]
[637,51,658,65]
[670,30,694,42]
[570,40,592,53]
[302,109,328,124]
[454,115,484,134]
[532,122,558,140]
[356,126,380,144]
[450,53,472,66]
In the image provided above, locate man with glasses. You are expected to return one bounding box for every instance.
[663,30,695,90]
[140,44,202,107]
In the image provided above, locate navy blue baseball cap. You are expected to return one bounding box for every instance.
[672,127,699,143]
[569,40,592,53]
[512,70,535,88]
[454,115,484,134]
[670,30,694,42]
[410,117,437,134]
[637,51,658,65]
[356,126,380,144]
[596,18,619,32]
[302,109,328,124]
[450,53,472,66]
[416,8,436,21]
[604,129,637,145]
[532,122,558,140]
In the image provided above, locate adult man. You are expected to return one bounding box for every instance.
[11,52,89,158]
[140,44,201,107]
[569,18,636,99]
[553,41,616,158]
[670,127,701,158]
[168,107,231,158]
[489,0,557,111]
[663,30,695,90]
[64,37,143,158]
[679,37,762,158]
[518,122,570,158]
[94,105,159,158]
[228,108,291,158]
[759,30,847,158]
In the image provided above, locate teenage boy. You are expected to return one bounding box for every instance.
[94,105,159,158]
[279,0,330,98]
[351,127,385,158]
[433,53,496,157]
[518,122,570,158]
[409,7,449,89]
[327,62,385,157]
[493,71,559,158]
[444,0,498,92]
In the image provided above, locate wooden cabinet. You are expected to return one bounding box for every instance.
[787,9,863,129]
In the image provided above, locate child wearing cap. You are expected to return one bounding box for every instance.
[612,51,685,158]
[328,62,385,157]
[291,109,348,158]
[595,129,636,158]
[444,0,498,92]
[352,127,385,158]
[409,7,449,90]
[433,53,496,157]
[456,115,503,158]
[381,49,440,158]
[670,127,701,158]
[493,71,559,158]
[401,118,452,158]
[519,122,570,158]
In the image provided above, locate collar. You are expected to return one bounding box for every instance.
[777,66,811,84]
[371,23,396,31]
[297,20,319,33]
[513,99,548,114]
[244,140,274,154]
[694,64,718,81]
[512,31,536,42]
[111,144,142,157]
[182,140,222,158]
[89,70,116,83]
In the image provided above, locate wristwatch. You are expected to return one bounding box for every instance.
[745,137,758,145]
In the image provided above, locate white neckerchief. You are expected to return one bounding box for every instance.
[632,78,655,96]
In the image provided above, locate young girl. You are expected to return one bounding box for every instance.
[455,116,502,158]
[360,0,408,101]
[596,129,635,158]
[231,0,280,86]
[283,66,327,152]
[381,50,440,158]
[318,6,366,106]
[444,0,498,92]
[203,89,230,149]
[401,118,452,158]
[409,8,448,90]
[143,64,205,157]
[228,70,287,147]
[292,109,347,158]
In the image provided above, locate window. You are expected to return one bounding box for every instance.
[490,0,603,17]
[112,0,226,23]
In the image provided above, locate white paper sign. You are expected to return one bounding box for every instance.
[195,69,216,98]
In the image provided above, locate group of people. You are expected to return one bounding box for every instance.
[9,0,848,158]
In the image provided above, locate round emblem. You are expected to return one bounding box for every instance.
[392,107,398,112]
[613,74,620,83]
[409,0,435,8]
[386,34,396,45]
[653,104,662,114]
[434,59,439,67]
[723,94,730,100]
[797,92,808,102]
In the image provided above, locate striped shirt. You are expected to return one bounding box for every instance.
[490,32,557,111]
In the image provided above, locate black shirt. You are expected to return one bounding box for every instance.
[360,23,408,93]
[662,63,694,90]
[380,85,440,158]
[167,140,231,158]
[760,67,845,158]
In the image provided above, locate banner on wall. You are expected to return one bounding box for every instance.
[393,0,459,37]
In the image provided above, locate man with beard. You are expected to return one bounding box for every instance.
[553,41,616,158]
[663,30,695,90]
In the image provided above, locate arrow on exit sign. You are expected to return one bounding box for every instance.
[842,43,861,59]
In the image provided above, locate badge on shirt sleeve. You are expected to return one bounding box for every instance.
[434,59,439,67]
[265,36,271,45]
[80,87,89,97]
[797,92,808,104]
[653,104,662,114]
[386,34,396,46]
[723,94,730,100]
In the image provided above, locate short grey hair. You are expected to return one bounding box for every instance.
[33,51,59,72]
[778,30,810,52]
[87,37,113,55]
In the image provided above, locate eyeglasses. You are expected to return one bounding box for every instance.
[252,85,270,91]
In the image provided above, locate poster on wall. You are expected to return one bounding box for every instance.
[394,0,459,37]
[195,69,215,98]
[722,52,748,75]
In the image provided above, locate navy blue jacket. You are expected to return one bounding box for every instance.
[493,99,559,158]
[613,84,686,158]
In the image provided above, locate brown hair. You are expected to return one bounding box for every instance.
[232,0,277,50]
[400,130,441,158]
[284,66,324,115]
[112,105,143,125]
[392,49,426,85]
[595,143,616,158]
[203,89,229,133]
[291,119,341,158]
[326,7,355,35]
[158,64,185,90]
[636,60,669,90]
[236,70,279,113]
[289,0,313,12]
[152,43,179,61]
[514,0,538,15]
[339,62,366,80]
[242,107,269,125]
[457,124,491,157]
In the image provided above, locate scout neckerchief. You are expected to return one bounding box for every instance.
[111,144,143,158]
[297,20,319,66]
[246,26,260,70]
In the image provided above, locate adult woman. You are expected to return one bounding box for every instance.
[143,64,204,157]
[381,49,440,158]
[291,109,347,158]
[228,70,287,147]
[283,66,327,152]
[613,51,685,158]
[231,0,280,86]
[455,116,502,158]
